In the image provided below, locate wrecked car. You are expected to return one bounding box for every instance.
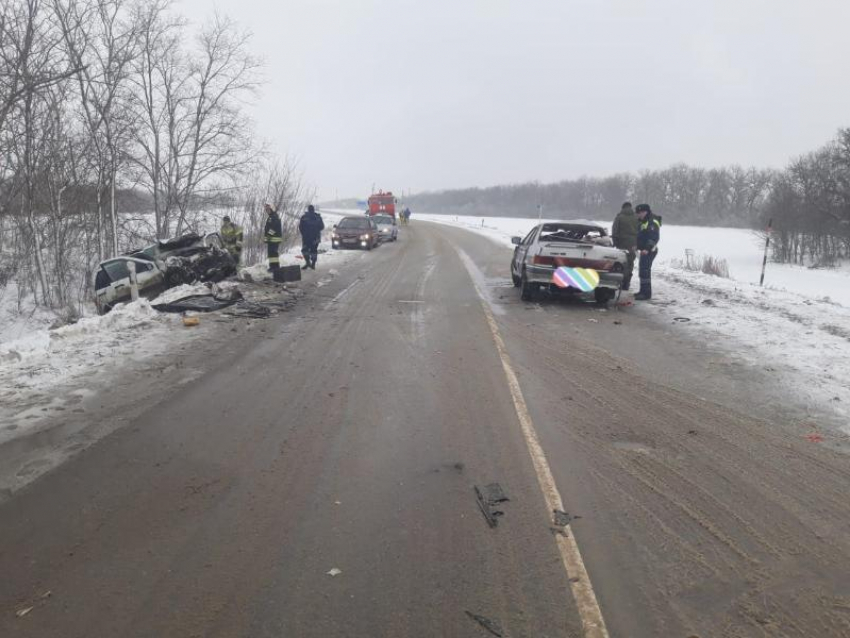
[510,220,628,305]
[94,233,236,314]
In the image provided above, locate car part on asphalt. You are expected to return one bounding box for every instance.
[464,611,504,637]
[474,483,509,528]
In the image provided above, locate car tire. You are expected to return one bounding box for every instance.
[520,270,537,301]
[511,268,521,287]
[594,288,614,306]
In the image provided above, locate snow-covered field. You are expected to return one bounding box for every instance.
[0,211,355,446]
[417,213,850,431]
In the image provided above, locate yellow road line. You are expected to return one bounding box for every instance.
[457,248,610,638]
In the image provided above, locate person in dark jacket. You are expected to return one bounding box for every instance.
[634,203,661,300]
[298,204,325,270]
[611,202,638,290]
[263,204,283,271]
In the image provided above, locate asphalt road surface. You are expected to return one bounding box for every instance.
[2,221,850,638]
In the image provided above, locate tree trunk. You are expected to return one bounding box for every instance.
[110,167,119,256]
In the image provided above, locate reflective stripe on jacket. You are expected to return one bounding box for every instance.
[637,214,661,252]
[264,212,283,243]
[221,223,244,251]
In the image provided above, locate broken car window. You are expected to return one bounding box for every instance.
[539,224,605,243]
[102,260,131,283]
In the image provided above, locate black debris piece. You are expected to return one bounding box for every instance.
[153,294,237,313]
[553,509,581,527]
[464,611,503,637]
[474,483,509,528]
[482,483,509,504]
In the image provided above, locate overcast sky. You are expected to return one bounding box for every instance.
[178,0,850,200]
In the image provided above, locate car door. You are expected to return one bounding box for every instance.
[95,259,132,310]
[132,259,166,299]
[370,219,380,247]
[513,227,539,275]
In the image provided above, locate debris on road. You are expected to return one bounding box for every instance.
[806,433,824,443]
[553,509,581,527]
[326,568,342,577]
[152,281,298,320]
[474,483,509,528]
[464,610,504,637]
[16,606,34,618]
[182,316,200,327]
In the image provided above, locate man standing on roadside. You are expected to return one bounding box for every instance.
[634,203,661,300]
[220,215,244,266]
[263,203,283,272]
[611,202,638,290]
[298,204,325,270]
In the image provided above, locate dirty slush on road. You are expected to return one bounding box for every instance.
[0,261,313,498]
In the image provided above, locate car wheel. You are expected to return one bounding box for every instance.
[511,267,521,287]
[520,270,537,301]
[594,288,614,306]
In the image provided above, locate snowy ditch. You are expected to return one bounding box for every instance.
[0,217,358,447]
[416,212,850,433]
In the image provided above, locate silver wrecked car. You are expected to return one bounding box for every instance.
[510,220,628,305]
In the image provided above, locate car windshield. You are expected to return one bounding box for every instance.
[373,216,393,225]
[338,218,369,229]
[538,223,606,243]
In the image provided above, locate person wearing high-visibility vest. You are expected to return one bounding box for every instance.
[263,204,283,271]
[220,215,244,265]
[634,203,661,300]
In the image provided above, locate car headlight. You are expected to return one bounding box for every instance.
[360,234,370,240]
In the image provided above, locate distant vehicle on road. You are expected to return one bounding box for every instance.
[331,216,380,250]
[372,214,398,242]
[510,220,628,305]
[367,190,397,218]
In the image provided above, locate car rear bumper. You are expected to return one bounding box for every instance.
[526,265,623,289]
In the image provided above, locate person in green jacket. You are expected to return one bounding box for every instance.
[220,215,244,265]
[611,201,638,290]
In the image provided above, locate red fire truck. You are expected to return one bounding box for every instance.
[367,191,397,218]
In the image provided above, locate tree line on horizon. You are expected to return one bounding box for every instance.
[407,128,850,266]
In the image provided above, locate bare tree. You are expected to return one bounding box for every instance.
[52,0,140,260]
[131,9,262,239]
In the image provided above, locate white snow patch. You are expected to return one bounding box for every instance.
[150,283,211,305]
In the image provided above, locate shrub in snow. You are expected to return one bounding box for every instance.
[672,253,731,279]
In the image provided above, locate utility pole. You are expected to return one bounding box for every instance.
[759,218,772,286]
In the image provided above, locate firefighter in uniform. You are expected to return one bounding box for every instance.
[263,204,283,271]
[635,203,661,300]
[220,215,244,265]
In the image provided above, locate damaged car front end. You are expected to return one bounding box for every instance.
[94,233,237,314]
